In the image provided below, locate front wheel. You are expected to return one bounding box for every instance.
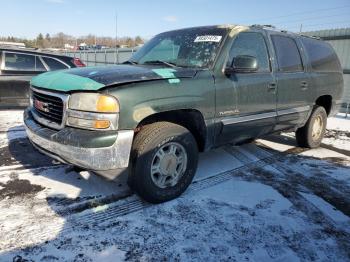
[296,106,327,148]
[128,122,198,203]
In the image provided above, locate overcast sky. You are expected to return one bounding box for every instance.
[1,0,350,39]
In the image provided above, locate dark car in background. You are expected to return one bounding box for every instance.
[0,48,85,108]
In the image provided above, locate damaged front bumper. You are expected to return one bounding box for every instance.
[24,109,134,176]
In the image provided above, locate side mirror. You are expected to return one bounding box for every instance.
[225,55,259,75]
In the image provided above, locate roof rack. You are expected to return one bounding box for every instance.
[251,24,276,29]
[251,24,293,34]
[299,34,321,40]
[250,24,321,40]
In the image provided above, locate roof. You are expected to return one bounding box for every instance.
[0,47,71,58]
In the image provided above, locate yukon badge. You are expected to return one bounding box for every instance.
[219,109,239,116]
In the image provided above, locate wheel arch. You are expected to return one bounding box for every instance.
[315,95,332,116]
[135,109,207,152]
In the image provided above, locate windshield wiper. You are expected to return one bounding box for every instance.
[123,60,138,65]
[143,60,179,68]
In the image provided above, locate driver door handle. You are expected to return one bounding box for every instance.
[301,81,308,90]
[268,82,277,91]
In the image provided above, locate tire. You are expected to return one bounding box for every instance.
[295,106,327,148]
[128,122,198,203]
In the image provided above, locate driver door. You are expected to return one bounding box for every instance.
[216,31,277,145]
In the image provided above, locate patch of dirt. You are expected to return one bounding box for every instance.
[325,130,350,140]
[322,157,349,166]
[0,177,44,200]
[0,137,53,168]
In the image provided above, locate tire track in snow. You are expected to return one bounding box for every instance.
[239,164,350,256]
[19,146,282,242]
[263,153,350,217]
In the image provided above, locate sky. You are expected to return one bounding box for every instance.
[1,0,350,39]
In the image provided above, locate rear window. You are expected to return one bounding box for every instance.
[4,52,46,71]
[42,57,68,70]
[301,37,342,72]
[271,35,303,72]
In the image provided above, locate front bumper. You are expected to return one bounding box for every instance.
[24,109,134,172]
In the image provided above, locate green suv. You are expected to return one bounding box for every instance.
[24,25,344,203]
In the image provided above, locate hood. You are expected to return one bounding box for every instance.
[31,64,197,92]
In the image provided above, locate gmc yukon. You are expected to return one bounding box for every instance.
[24,25,344,203]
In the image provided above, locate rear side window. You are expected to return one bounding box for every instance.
[4,52,46,71]
[271,35,303,72]
[228,32,270,72]
[301,37,342,72]
[42,57,68,70]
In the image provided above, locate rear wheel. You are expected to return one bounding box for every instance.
[296,106,327,148]
[128,122,198,203]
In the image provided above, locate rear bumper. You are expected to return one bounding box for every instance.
[24,109,134,173]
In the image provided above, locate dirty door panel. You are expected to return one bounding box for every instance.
[270,35,311,130]
[216,32,277,145]
[0,74,34,107]
[0,52,46,107]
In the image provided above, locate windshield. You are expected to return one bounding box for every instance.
[130,27,228,68]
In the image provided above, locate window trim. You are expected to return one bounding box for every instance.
[40,55,71,70]
[270,34,305,73]
[300,37,341,73]
[227,31,272,74]
[1,51,47,73]
[0,51,70,72]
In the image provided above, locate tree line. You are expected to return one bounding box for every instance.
[0,32,145,49]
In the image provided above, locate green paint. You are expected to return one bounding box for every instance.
[152,68,176,78]
[31,71,105,92]
[152,68,181,84]
[168,79,181,84]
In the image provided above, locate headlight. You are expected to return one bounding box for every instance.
[68,93,119,113]
[67,93,119,130]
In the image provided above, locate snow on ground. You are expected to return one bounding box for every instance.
[0,112,349,261]
[322,115,350,153]
[0,110,24,132]
[0,110,26,149]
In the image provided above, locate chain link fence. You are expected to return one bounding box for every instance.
[62,48,138,67]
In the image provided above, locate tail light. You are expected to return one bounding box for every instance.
[72,58,86,67]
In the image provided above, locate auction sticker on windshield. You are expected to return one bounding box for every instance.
[194,35,222,42]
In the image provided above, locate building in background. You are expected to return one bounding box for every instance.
[0,41,25,48]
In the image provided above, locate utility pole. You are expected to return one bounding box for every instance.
[115,11,118,64]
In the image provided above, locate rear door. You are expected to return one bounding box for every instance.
[41,56,70,70]
[0,51,47,107]
[269,34,312,130]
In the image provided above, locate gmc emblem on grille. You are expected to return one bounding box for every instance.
[34,99,50,112]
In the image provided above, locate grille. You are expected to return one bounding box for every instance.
[32,90,64,125]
